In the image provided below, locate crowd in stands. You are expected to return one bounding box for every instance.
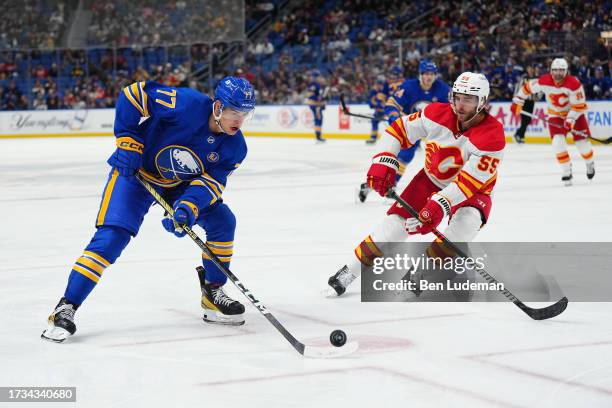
[0,0,74,50]
[0,0,610,110]
[242,0,611,103]
[87,0,246,46]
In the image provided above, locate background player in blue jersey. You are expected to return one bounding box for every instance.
[307,69,327,142]
[42,77,256,342]
[358,60,449,202]
[387,65,404,94]
[366,75,389,144]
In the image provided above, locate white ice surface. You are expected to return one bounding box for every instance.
[1,137,612,407]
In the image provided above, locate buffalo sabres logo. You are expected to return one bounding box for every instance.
[207,152,219,163]
[207,135,215,144]
[224,79,238,91]
[155,145,203,180]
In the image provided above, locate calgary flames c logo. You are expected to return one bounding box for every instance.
[425,142,464,181]
[549,93,569,108]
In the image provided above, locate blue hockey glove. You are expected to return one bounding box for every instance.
[107,147,142,177]
[161,201,198,238]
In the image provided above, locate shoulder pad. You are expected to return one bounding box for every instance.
[466,115,506,152]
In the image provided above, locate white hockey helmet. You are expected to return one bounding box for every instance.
[550,58,568,74]
[451,72,490,113]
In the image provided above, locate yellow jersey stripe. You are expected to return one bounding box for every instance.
[139,169,182,188]
[207,241,233,246]
[459,171,483,189]
[190,179,206,187]
[201,173,225,192]
[123,87,144,116]
[96,169,119,226]
[77,256,105,274]
[455,181,473,198]
[208,247,233,256]
[202,253,232,262]
[138,81,149,117]
[73,265,100,283]
[83,251,110,267]
[203,180,222,199]
[130,83,143,108]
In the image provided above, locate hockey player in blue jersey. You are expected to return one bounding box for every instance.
[307,69,326,142]
[387,65,404,94]
[358,60,449,202]
[366,75,389,144]
[42,77,256,343]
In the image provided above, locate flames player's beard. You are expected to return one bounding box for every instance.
[460,109,485,129]
[455,104,486,131]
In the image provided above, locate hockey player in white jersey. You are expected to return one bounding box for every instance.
[328,72,505,296]
[512,58,595,185]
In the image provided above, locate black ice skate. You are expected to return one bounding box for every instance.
[41,298,78,343]
[586,162,595,180]
[327,265,357,296]
[316,136,327,143]
[357,182,371,203]
[514,133,525,144]
[562,172,573,186]
[197,266,245,325]
[365,138,377,145]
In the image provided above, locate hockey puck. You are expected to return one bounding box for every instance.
[329,330,347,347]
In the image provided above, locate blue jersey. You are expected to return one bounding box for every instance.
[385,78,450,124]
[387,79,403,94]
[368,83,389,113]
[113,81,246,210]
[307,81,322,106]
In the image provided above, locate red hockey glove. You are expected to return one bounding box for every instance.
[407,194,451,235]
[367,152,399,196]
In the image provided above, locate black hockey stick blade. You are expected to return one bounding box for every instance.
[590,135,612,145]
[339,94,379,120]
[339,93,349,113]
[515,296,568,320]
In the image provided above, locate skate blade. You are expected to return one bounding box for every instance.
[202,309,245,326]
[41,325,71,343]
[321,286,341,298]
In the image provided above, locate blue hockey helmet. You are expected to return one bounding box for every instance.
[390,65,402,76]
[418,59,438,74]
[375,74,386,84]
[214,76,256,112]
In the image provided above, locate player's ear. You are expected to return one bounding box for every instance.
[213,100,221,116]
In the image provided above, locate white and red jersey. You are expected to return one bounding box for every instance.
[515,73,587,121]
[379,102,505,207]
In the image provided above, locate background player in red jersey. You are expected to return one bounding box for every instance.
[512,58,595,186]
[327,72,505,296]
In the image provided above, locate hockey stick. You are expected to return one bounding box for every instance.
[386,189,568,320]
[136,173,358,358]
[340,93,389,121]
[518,110,612,144]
